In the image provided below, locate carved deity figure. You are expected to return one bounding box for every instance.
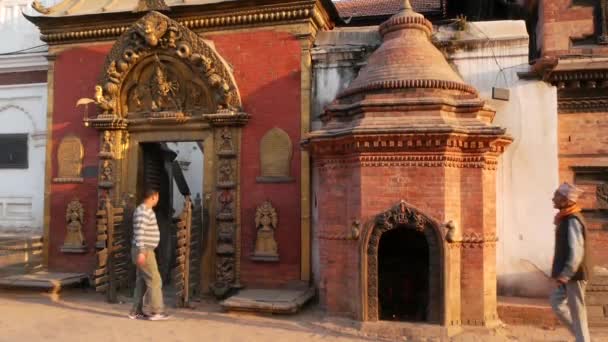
[150,57,178,111]
[217,223,235,255]
[253,201,279,259]
[219,127,234,153]
[93,85,117,115]
[218,190,233,215]
[134,12,168,47]
[218,160,233,183]
[100,131,114,156]
[62,199,86,252]
[100,160,113,183]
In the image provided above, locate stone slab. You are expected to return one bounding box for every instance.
[0,271,87,292]
[358,320,462,340]
[498,296,559,329]
[221,287,314,314]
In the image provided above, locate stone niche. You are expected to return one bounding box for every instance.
[54,135,84,183]
[257,128,293,183]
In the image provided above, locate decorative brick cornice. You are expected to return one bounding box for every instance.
[558,97,608,113]
[315,154,500,170]
[337,79,479,99]
[551,71,608,89]
[447,232,498,248]
[307,134,510,159]
[31,3,329,45]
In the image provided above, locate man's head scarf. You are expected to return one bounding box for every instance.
[557,182,584,203]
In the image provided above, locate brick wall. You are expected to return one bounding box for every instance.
[558,111,608,270]
[212,30,303,287]
[47,29,304,286]
[48,44,110,272]
[538,0,607,56]
[314,157,500,324]
[539,1,608,275]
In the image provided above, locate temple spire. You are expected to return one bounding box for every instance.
[402,0,413,10]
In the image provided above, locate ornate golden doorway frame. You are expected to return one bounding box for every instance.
[81,11,249,303]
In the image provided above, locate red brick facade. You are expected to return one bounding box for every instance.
[47,29,304,287]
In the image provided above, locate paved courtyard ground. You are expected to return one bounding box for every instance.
[1,288,608,342]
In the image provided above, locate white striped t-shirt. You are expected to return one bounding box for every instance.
[132,204,160,252]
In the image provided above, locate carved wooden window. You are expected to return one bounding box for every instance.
[572,166,608,185]
[0,134,28,169]
[601,0,608,44]
[573,0,608,44]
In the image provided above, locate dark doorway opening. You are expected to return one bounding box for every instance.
[130,142,205,306]
[378,226,429,321]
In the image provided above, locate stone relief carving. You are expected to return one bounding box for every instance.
[258,128,293,182]
[376,200,428,232]
[217,222,235,255]
[218,127,235,154]
[55,135,84,183]
[217,190,234,220]
[61,199,87,253]
[252,201,279,261]
[445,220,462,243]
[211,256,235,298]
[217,159,235,187]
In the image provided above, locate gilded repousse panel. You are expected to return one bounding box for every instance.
[258,128,293,182]
[54,135,84,183]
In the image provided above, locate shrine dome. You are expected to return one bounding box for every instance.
[336,0,478,101]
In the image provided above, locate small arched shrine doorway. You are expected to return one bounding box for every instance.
[378,226,429,321]
[365,200,446,323]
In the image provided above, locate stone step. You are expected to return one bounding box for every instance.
[0,234,44,276]
[498,296,559,329]
[0,262,43,278]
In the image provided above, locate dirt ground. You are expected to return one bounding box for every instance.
[1,288,607,342]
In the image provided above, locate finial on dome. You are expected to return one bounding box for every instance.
[402,0,413,10]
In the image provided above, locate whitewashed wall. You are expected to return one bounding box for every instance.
[0,0,57,233]
[0,83,47,233]
[441,21,559,297]
[167,142,204,215]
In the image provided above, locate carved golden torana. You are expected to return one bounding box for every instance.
[79,11,251,300]
[252,201,279,261]
[54,135,84,183]
[61,199,87,253]
[80,11,245,130]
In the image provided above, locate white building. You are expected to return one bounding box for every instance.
[0,0,58,234]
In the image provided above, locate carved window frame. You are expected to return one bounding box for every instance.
[0,133,28,169]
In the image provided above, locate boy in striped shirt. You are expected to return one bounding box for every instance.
[128,188,169,321]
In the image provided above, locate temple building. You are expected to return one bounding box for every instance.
[6,0,606,332]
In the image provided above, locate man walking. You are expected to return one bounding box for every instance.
[550,182,591,342]
[128,188,169,320]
